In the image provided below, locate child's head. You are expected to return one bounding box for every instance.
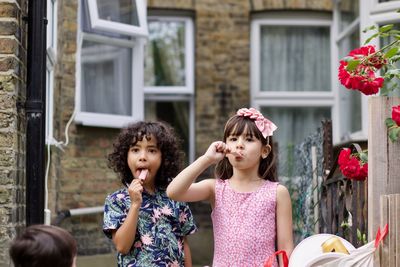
[9,224,77,267]
[215,108,278,181]
[108,121,184,189]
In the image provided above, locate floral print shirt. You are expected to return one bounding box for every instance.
[103,187,197,267]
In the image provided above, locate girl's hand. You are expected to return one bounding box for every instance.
[204,141,229,164]
[127,179,143,208]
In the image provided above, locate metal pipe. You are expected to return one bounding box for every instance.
[52,206,104,225]
[26,0,47,225]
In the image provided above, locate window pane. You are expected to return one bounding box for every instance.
[145,101,190,165]
[144,20,186,86]
[261,106,331,176]
[82,1,131,39]
[96,0,139,26]
[260,26,331,92]
[338,31,362,137]
[81,40,132,115]
[339,0,359,32]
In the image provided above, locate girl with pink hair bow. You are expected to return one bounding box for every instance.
[167,108,294,267]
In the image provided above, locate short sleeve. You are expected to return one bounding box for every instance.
[103,191,128,239]
[177,202,197,237]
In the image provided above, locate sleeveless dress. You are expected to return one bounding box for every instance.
[211,178,278,267]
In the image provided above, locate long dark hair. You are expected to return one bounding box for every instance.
[108,121,184,189]
[9,225,77,267]
[215,115,278,182]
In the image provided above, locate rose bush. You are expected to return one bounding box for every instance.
[339,23,400,143]
[338,147,368,181]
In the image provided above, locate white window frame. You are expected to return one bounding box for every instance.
[331,0,366,142]
[87,0,148,37]
[144,16,194,94]
[75,2,145,128]
[45,0,57,145]
[250,13,338,141]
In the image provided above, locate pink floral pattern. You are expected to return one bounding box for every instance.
[211,179,278,267]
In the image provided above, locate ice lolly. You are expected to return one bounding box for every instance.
[139,169,148,181]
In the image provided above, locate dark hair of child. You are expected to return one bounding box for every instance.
[215,115,278,182]
[108,121,184,189]
[9,224,77,267]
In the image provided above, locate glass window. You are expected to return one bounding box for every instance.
[145,20,186,87]
[339,0,359,31]
[87,0,148,37]
[252,14,333,175]
[144,16,195,162]
[80,41,132,115]
[261,106,331,176]
[338,30,362,137]
[145,100,191,165]
[260,26,331,92]
[76,1,145,128]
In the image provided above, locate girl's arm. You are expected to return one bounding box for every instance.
[276,184,294,265]
[112,179,143,254]
[167,141,227,202]
[183,236,192,267]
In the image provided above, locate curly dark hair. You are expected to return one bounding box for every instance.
[108,121,184,189]
[215,115,278,182]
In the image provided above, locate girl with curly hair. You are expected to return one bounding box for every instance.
[103,121,197,267]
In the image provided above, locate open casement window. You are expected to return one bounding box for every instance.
[45,0,57,144]
[76,1,146,128]
[251,13,333,176]
[143,16,195,163]
[332,0,363,142]
[87,0,148,37]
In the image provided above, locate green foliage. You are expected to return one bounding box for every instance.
[356,228,368,245]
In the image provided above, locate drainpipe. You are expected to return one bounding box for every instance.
[26,0,47,225]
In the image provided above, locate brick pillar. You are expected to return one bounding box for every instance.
[0,0,28,266]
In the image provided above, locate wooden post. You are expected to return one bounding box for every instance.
[368,97,400,241]
[379,194,400,267]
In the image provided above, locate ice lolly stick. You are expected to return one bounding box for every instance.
[139,169,148,181]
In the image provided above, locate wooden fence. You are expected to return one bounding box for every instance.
[379,194,400,266]
[319,120,368,248]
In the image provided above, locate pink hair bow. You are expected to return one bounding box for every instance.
[236,108,277,138]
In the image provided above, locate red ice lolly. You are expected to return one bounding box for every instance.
[139,169,148,181]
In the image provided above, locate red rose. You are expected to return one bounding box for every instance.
[338,148,351,165]
[337,147,368,181]
[338,45,386,95]
[341,157,361,179]
[392,105,400,126]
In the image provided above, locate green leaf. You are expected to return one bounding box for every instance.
[364,33,379,44]
[380,24,394,33]
[359,152,368,163]
[363,25,377,33]
[342,56,355,62]
[386,118,396,128]
[388,127,400,142]
[379,24,394,32]
[346,60,361,71]
[385,47,399,58]
[357,229,362,240]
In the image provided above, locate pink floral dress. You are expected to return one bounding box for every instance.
[211,178,278,267]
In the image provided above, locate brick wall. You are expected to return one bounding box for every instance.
[0,0,28,266]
